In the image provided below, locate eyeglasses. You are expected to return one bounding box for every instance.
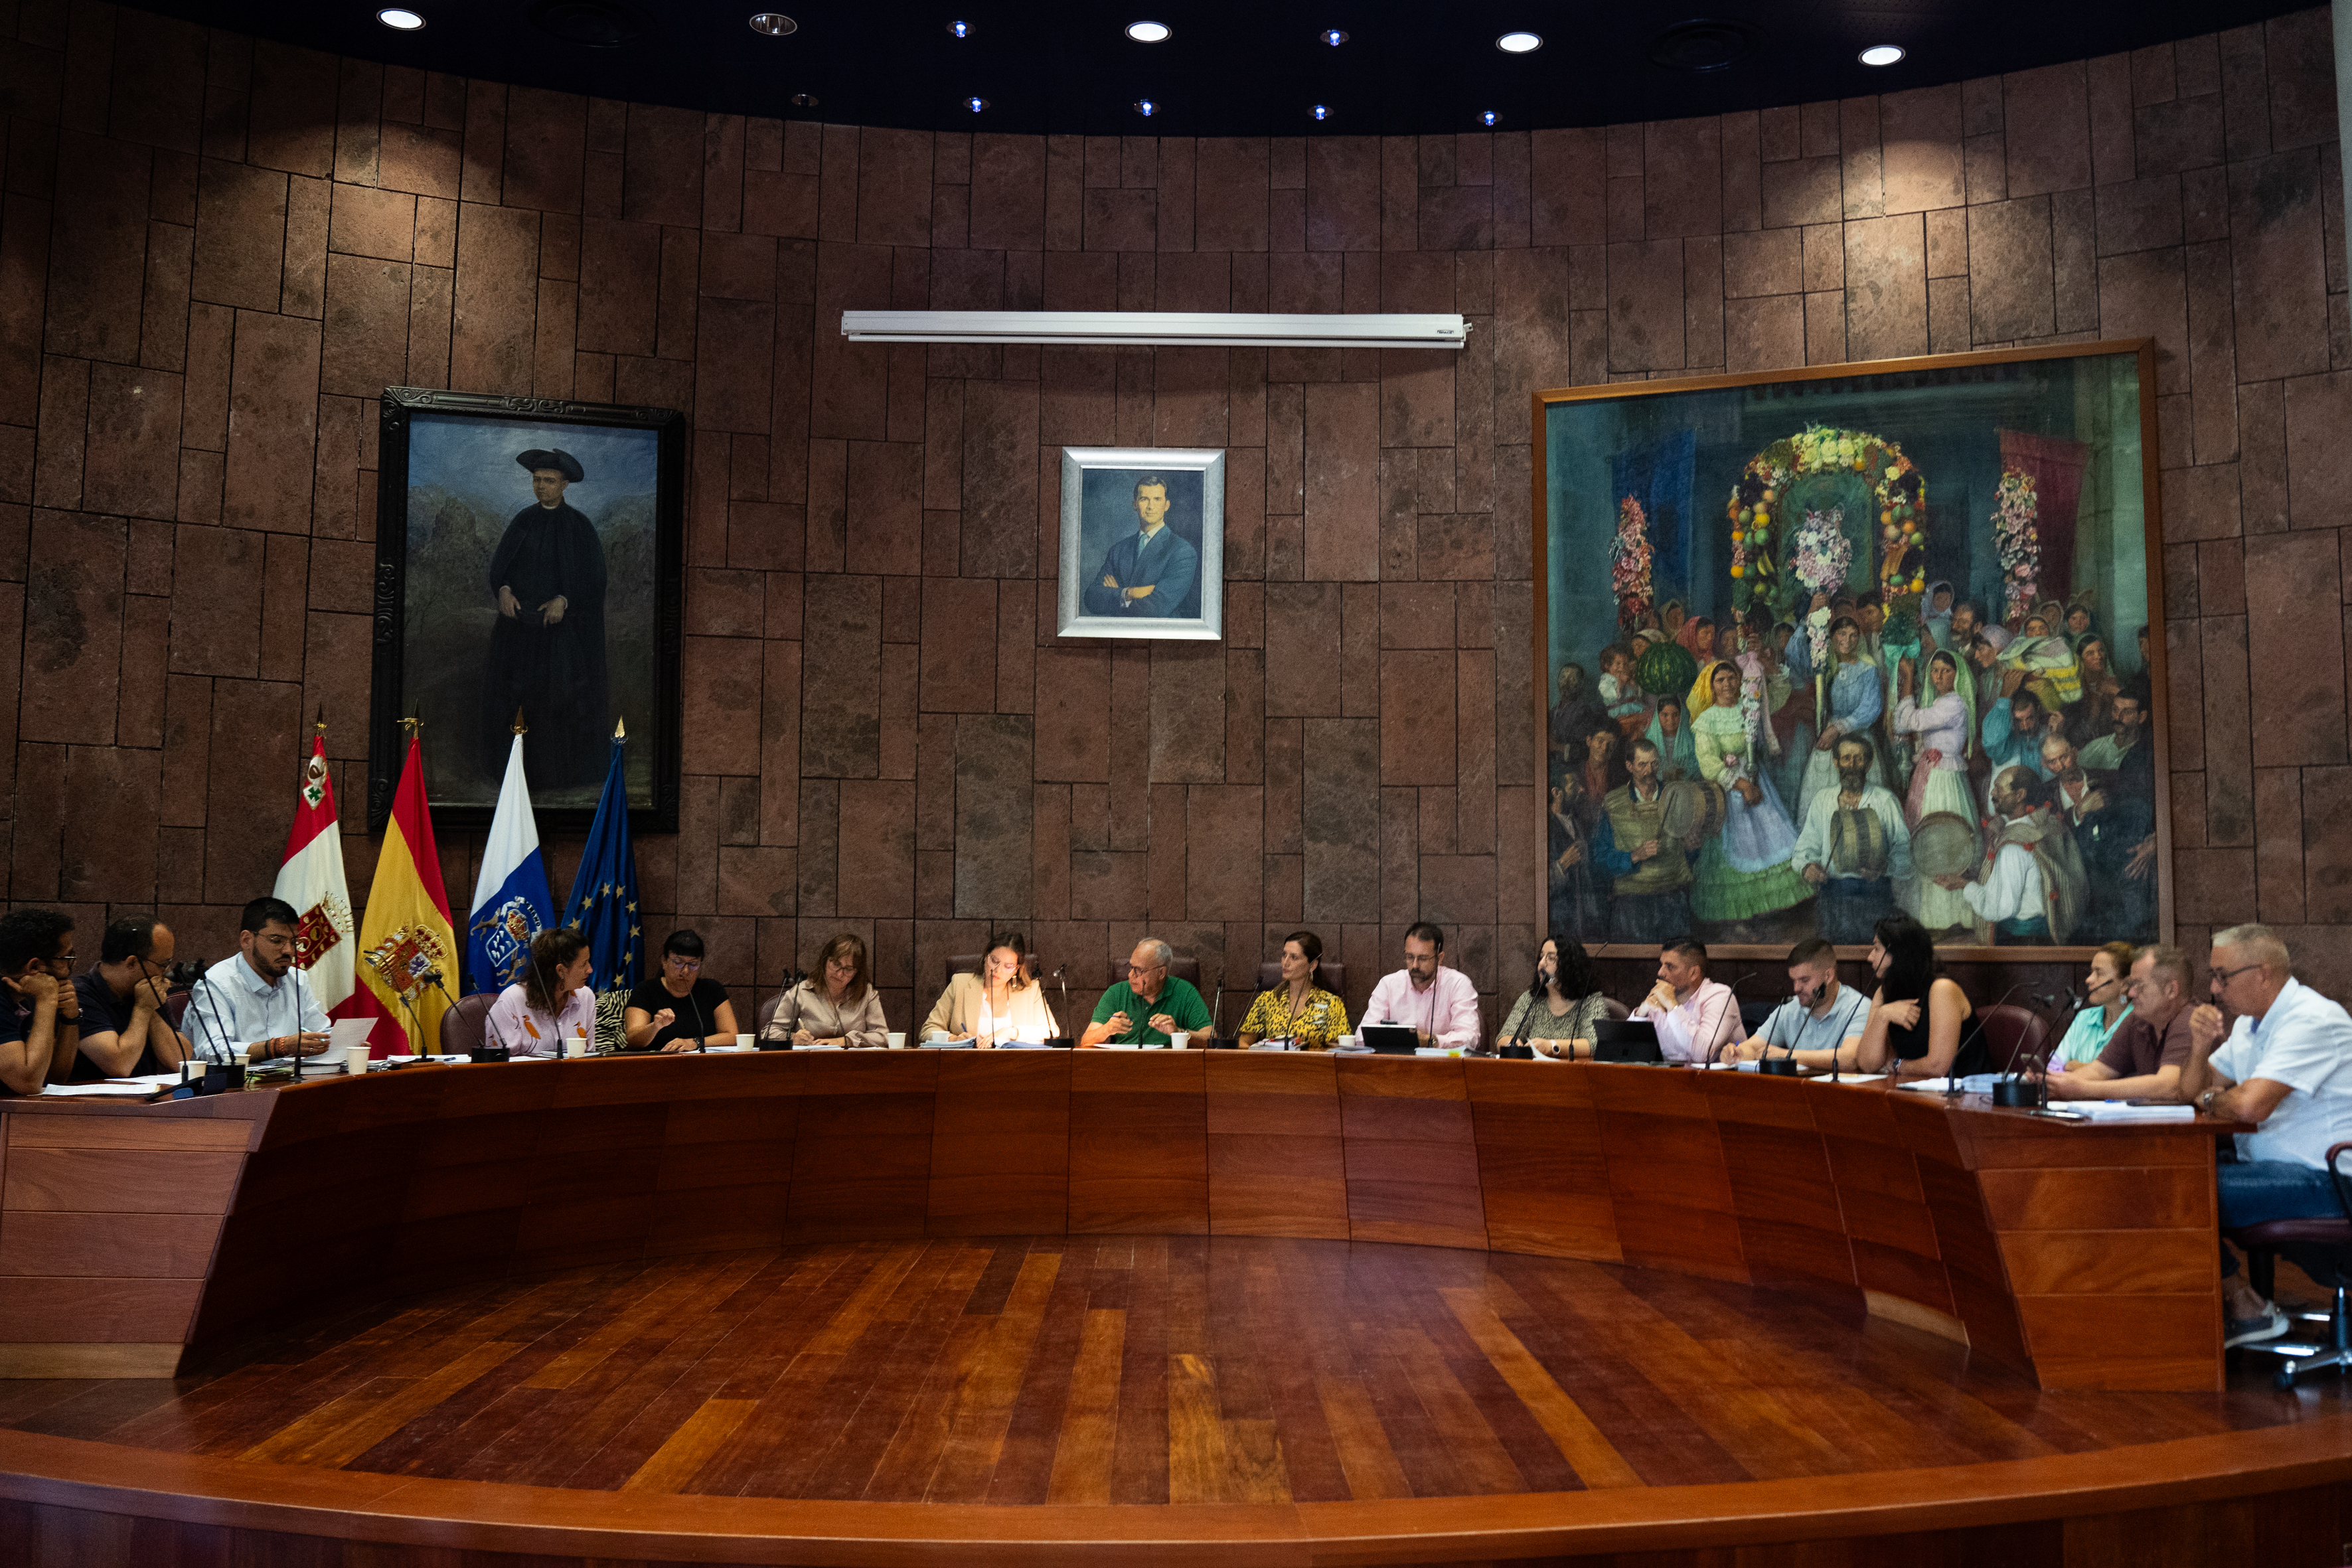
[1127,963,1164,975]
[666,956,700,970]
[2210,963,2268,987]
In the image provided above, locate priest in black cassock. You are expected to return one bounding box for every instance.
[481,447,609,790]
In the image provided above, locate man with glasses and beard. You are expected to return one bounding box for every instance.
[186,898,333,1063]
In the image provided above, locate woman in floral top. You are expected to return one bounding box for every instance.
[1496,935,1612,1059]
[1239,930,1350,1049]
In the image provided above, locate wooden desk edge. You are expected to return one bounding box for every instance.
[3,1418,2348,1564]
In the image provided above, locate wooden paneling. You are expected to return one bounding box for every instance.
[1069,1050,1208,1233]
[0,1278,202,1342]
[0,1055,2248,1393]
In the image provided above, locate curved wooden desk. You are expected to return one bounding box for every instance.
[1,1052,2226,1391]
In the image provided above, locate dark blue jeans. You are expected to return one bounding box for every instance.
[2217,1158,2343,1279]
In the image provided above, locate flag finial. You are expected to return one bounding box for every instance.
[614,716,627,740]
[313,704,327,736]
[511,707,528,736]
[400,714,422,737]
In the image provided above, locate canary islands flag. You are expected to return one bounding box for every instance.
[466,732,554,994]
[561,725,642,1007]
[357,731,457,1055]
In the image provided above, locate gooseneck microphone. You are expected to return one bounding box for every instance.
[1984,979,2049,1106]
[686,988,710,1053]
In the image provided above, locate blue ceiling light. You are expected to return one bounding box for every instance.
[1481,110,1498,126]
[948,19,969,37]
[1311,104,1330,120]
[965,96,988,112]
[1134,98,1158,116]
[1321,29,1348,45]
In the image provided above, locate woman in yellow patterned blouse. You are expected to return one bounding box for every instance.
[1238,930,1350,1049]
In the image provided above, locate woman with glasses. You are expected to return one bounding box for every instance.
[759,931,890,1049]
[918,930,1058,1046]
[623,928,738,1052]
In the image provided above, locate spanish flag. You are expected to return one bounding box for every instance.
[356,732,457,1055]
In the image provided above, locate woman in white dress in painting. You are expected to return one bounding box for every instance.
[1890,648,1979,934]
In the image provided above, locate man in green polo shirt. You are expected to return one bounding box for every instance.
[1082,937,1212,1046]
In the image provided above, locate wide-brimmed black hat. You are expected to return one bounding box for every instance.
[516,447,584,482]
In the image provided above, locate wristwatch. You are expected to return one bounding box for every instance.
[2198,1087,2222,1115]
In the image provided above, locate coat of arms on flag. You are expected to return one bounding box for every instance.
[364,923,452,1000]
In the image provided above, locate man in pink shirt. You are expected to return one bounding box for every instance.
[1632,939,1741,1063]
[1364,923,1482,1051]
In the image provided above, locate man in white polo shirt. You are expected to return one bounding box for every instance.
[2175,923,2352,1348]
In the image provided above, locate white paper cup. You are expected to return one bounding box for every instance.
[736,1033,753,1048]
[888,1032,907,1050]
[1168,1032,1190,1050]
[559,1034,582,1059]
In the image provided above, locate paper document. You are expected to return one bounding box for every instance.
[919,1036,977,1048]
[328,1019,375,1055]
[42,1081,164,1097]
[1896,1074,2003,1094]
[2069,1101,2196,1123]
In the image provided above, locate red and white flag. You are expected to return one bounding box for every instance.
[273,734,382,1039]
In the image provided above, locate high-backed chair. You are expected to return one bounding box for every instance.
[1253,961,1348,997]
[1975,1002,2051,1075]
[1601,995,1631,1022]
[2227,1143,2352,1389]
[438,992,498,1056]
[755,990,787,1036]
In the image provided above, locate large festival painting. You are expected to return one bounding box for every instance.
[1535,343,2167,955]
[370,389,686,833]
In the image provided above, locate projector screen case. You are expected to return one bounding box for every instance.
[840,310,1471,350]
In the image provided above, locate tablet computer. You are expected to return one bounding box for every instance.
[1360,1025,1420,1056]
[1591,1019,1664,1063]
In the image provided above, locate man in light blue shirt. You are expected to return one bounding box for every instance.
[187,897,332,1064]
[1726,937,1871,1071]
[1081,473,1199,619]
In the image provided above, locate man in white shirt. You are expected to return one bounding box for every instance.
[1932,765,2082,943]
[1632,939,1741,1063]
[1364,923,1481,1051]
[186,897,333,1063]
[2175,923,2352,1348]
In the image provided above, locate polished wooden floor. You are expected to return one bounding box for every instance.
[0,1235,2333,1507]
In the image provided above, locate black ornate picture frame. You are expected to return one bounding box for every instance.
[370,388,686,834]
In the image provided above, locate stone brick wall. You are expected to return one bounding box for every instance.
[1,2,2344,1033]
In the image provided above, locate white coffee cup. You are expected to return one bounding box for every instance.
[560,1034,583,1059]
[736,1033,753,1048]
[1168,1032,1190,1050]
[888,1031,907,1050]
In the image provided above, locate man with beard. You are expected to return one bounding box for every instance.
[481,447,609,791]
[1790,735,1913,943]
[1549,663,1605,754]
[1547,773,1605,944]
[186,898,333,1063]
[2078,683,2158,937]
[1589,738,1700,943]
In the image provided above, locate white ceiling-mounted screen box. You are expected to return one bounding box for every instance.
[838,310,1472,350]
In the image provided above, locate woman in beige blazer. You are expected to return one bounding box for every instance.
[759,932,890,1048]
[919,931,1058,1046]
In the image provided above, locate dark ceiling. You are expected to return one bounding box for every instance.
[135,0,2316,138]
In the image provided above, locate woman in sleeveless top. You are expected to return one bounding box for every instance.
[1855,911,1993,1080]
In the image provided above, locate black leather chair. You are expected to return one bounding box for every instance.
[1976,1002,2052,1075]
[947,952,1045,984]
[437,991,498,1056]
[2226,1142,2352,1389]
[1253,961,1347,996]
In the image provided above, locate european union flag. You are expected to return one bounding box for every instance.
[561,725,642,1005]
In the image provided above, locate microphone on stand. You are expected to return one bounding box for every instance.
[1759,972,1806,1077]
[1711,970,1764,1065]
[686,988,710,1053]
[1985,979,2050,1107]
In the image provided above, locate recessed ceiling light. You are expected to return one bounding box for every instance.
[1127,20,1170,42]
[789,92,818,107]
[1858,42,1904,66]
[747,12,797,35]
[1320,29,1347,45]
[1480,110,1498,127]
[948,19,969,37]
[965,96,988,112]
[1133,98,1158,116]
[377,7,424,27]
[1311,104,1329,120]
[1496,30,1541,52]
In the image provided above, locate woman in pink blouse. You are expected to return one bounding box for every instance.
[487,928,595,1058]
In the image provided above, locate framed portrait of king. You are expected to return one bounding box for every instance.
[370,388,686,834]
[1056,446,1225,641]
[1533,341,2167,958]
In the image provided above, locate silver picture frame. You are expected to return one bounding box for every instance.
[1056,446,1225,641]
